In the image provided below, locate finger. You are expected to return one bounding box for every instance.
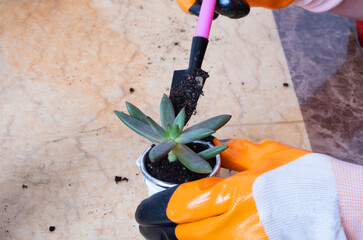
[136,186,178,239]
[248,0,293,9]
[169,175,265,239]
[135,186,178,227]
[166,177,232,223]
[215,0,250,19]
[135,178,228,239]
[174,211,264,240]
[213,138,259,171]
[139,225,177,240]
[214,138,309,171]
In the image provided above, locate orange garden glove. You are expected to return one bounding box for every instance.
[136,139,363,240]
[177,0,250,19]
[177,0,292,19]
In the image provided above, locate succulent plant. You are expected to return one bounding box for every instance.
[114,94,231,173]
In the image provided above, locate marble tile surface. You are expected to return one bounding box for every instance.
[274,6,363,165]
[0,0,310,239]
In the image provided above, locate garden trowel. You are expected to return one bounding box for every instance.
[169,0,216,124]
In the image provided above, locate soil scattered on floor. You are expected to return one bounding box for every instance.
[169,69,209,123]
[115,176,129,183]
[49,226,56,232]
[145,142,216,184]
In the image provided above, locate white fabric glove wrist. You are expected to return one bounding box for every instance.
[294,0,343,12]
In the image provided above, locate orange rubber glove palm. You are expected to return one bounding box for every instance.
[136,139,363,240]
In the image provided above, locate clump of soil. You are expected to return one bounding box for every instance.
[129,87,135,93]
[115,176,128,183]
[169,69,209,123]
[283,83,289,87]
[144,142,216,184]
[22,184,28,189]
[49,226,56,232]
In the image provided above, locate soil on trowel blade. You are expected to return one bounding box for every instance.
[145,142,216,184]
[169,69,209,124]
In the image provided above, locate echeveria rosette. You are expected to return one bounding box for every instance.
[114,94,231,173]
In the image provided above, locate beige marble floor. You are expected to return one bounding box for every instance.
[0,0,310,239]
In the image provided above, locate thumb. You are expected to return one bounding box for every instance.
[214,138,261,171]
[214,138,309,171]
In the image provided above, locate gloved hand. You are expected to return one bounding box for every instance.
[176,0,293,20]
[136,138,363,240]
[177,0,250,19]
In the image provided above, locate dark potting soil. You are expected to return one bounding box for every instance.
[115,176,129,183]
[144,142,216,184]
[169,69,209,123]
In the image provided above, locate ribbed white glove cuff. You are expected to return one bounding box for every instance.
[331,159,363,240]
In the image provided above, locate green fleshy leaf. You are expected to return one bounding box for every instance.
[175,128,215,144]
[183,115,231,133]
[170,125,180,139]
[166,124,172,133]
[173,144,212,173]
[168,151,177,162]
[172,108,185,131]
[126,102,148,124]
[146,117,168,139]
[149,141,176,162]
[114,111,162,144]
[198,145,228,160]
[160,94,175,128]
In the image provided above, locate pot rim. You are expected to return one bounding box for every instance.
[137,140,222,188]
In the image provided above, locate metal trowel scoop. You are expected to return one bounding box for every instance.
[169,0,216,124]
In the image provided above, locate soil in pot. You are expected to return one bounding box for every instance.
[145,142,217,184]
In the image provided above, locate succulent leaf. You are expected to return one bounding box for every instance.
[126,102,148,124]
[175,128,215,144]
[173,144,212,173]
[114,111,162,144]
[198,145,228,160]
[172,108,185,131]
[149,141,176,162]
[146,117,169,139]
[183,115,231,133]
[166,124,172,133]
[160,94,175,128]
[170,125,180,139]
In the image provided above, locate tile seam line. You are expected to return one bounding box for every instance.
[0,121,305,140]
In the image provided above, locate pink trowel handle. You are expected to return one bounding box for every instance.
[195,0,217,39]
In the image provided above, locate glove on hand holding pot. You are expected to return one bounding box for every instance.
[136,138,363,240]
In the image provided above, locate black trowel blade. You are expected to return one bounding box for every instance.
[169,69,209,124]
[171,69,188,89]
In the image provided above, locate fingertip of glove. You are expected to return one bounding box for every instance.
[139,226,178,240]
[135,186,179,226]
[215,0,250,19]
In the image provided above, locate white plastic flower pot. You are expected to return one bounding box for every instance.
[136,140,222,196]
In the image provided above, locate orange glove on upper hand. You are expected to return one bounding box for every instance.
[177,0,292,19]
[136,139,362,240]
[177,0,250,19]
